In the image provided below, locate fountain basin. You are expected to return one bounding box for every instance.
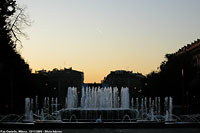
[60,108,136,121]
[0,121,199,129]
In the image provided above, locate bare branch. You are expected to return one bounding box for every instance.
[8,5,32,50]
[10,7,23,30]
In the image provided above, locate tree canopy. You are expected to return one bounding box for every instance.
[0,0,33,114]
[145,52,196,108]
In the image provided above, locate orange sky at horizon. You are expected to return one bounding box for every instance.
[18,0,200,83]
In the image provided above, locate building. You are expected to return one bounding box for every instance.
[102,70,145,98]
[36,67,84,106]
[176,39,200,75]
[175,39,200,113]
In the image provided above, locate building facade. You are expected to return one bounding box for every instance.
[176,39,200,73]
[36,68,84,106]
[175,39,200,113]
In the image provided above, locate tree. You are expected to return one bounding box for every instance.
[0,0,31,49]
[0,0,16,48]
[146,52,195,109]
[0,0,33,114]
[9,6,31,48]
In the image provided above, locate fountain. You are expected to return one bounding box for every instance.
[22,87,178,123]
[0,86,200,130]
[24,98,33,122]
[0,83,199,133]
[23,86,176,123]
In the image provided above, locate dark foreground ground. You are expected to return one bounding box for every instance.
[0,128,199,133]
[0,122,200,133]
[63,128,199,133]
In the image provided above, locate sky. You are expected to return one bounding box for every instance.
[17,0,200,83]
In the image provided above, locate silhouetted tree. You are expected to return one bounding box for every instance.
[146,52,196,113]
[0,0,32,114]
[145,71,161,97]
